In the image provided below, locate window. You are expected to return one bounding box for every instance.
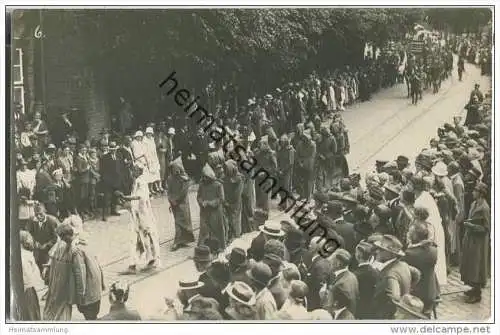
[13,48,25,114]
[13,86,25,116]
[13,48,23,85]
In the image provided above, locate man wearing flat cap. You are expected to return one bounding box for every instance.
[370,235,421,319]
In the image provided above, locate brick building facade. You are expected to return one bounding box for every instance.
[12,10,110,142]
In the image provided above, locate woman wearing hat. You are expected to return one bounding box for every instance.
[144,127,163,195]
[460,182,490,304]
[167,158,195,251]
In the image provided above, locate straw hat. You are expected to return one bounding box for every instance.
[259,221,285,237]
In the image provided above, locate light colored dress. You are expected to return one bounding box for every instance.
[128,173,160,266]
[143,136,161,183]
[415,191,448,286]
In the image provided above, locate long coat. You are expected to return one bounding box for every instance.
[43,241,75,320]
[167,164,195,246]
[460,198,490,287]
[197,167,227,249]
[304,255,332,311]
[353,263,380,319]
[223,172,244,239]
[451,173,465,257]
[144,137,161,182]
[322,270,359,315]
[403,241,440,306]
[27,215,59,271]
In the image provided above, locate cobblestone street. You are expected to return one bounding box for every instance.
[38,59,491,322]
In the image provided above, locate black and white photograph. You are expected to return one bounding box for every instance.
[3,3,496,330]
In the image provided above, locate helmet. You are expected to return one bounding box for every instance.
[109,280,130,304]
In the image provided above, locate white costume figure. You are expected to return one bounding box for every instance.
[143,127,161,184]
[131,131,148,168]
[125,165,161,270]
[415,190,448,286]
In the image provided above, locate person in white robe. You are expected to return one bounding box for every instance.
[118,164,161,273]
[144,127,163,194]
[413,176,448,286]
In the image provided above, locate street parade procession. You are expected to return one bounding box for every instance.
[8,8,493,323]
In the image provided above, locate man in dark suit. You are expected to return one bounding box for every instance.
[304,236,332,311]
[330,286,356,320]
[116,136,134,194]
[326,201,358,255]
[403,223,440,317]
[27,203,59,273]
[247,218,284,262]
[322,249,359,316]
[100,281,141,320]
[370,235,421,319]
[100,142,122,220]
[353,241,380,319]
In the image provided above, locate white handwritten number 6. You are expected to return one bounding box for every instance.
[34,25,43,39]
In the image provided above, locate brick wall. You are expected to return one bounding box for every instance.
[41,11,109,141]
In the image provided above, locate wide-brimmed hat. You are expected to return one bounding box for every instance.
[178,274,205,291]
[225,281,256,306]
[264,94,273,100]
[394,294,429,320]
[246,262,273,287]
[373,234,405,257]
[259,221,285,237]
[431,161,448,177]
[145,127,154,134]
[194,245,212,263]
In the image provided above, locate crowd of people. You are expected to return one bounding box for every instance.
[15,35,491,321]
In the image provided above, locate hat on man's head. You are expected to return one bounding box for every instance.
[373,234,405,257]
[246,261,273,288]
[145,127,154,135]
[225,281,256,306]
[431,161,448,177]
[226,247,248,270]
[396,155,409,166]
[47,143,56,150]
[333,248,352,266]
[178,273,205,291]
[259,221,285,237]
[394,294,429,320]
[194,245,212,263]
